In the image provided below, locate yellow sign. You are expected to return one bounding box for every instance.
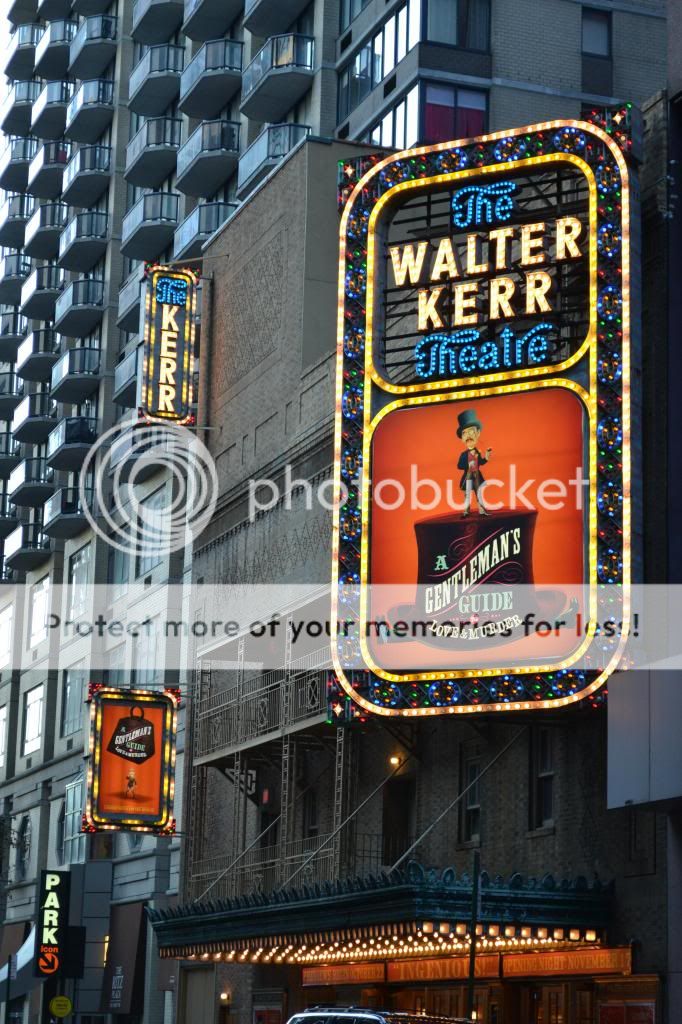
[141,265,198,424]
[49,995,73,1018]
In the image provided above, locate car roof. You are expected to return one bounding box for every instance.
[290,1011,473,1024]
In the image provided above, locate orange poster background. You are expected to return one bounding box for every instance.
[97,702,165,819]
[368,387,586,670]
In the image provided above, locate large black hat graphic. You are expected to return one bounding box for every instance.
[456,409,483,438]
[107,706,155,763]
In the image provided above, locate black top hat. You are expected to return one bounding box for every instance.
[456,409,483,438]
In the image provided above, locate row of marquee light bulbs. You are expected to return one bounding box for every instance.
[185,924,602,964]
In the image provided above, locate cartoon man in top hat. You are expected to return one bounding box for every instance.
[456,409,492,516]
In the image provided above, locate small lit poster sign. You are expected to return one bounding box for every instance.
[141,265,198,424]
[34,870,70,978]
[332,109,635,716]
[83,686,179,835]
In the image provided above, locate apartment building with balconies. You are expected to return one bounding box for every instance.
[0,0,669,1023]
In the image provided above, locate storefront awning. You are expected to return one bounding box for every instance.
[149,862,613,964]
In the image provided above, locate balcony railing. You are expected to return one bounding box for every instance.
[65,79,114,141]
[129,44,184,115]
[179,38,242,117]
[113,347,139,405]
[237,122,309,198]
[34,19,78,78]
[12,391,56,441]
[244,0,311,36]
[0,373,24,418]
[16,329,57,381]
[46,415,98,466]
[69,15,118,77]
[117,271,143,332]
[121,192,179,259]
[0,311,28,360]
[58,210,108,270]
[183,0,243,42]
[27,141,70,197]
[125,117,181,185]
[5,24,41,80]
[0,253,32,306]
[132,0,184,43]
[0,136,38,190]
[24,201,70,257]
[173,200,236,259]
[51,346,101,388]
[61,143,111,206]
[4,521,51,570]
[43,485,93,537]
[54,280,104,336]
[176,119,239,195]
[0,193,34,247]
[31,81,73,138]
[0,81,41,135]
[20,262,63,318]
[195,649,328,758]
[243,34,314,99]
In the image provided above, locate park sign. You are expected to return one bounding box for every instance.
[34,871,70,978]
[332,107,635,717]
[140,264,198,424]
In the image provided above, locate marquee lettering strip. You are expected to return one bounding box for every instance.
[331,115,631,715]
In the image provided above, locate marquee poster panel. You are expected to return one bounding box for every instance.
[83,685,179,834]
[331,108,635,716]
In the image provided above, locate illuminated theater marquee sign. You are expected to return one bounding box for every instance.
[141,265,198,424]
[332,111,634,716]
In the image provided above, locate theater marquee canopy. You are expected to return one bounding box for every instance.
[332,107,635,717]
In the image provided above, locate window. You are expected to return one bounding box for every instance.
[23,684,44,756]
[427,0,490,50]
[0,604,12,669]
[107,545,128,601]
[341,0,372,30]
[56,803,66,865]
[135,486,167,577]
[104,644,127,688]
[582,8,611,56]
[338,2,421,122]
[15,816,31,881]
[368,85,420,149]
[68,543,91,619]
[461,756,481,842]
[530,727,555,828]
[423,84,487,144]
[0,706,6,769]
[61,662,86,737]
[29,575,50,648]
[64,780,86,864]
[132,617,160,687]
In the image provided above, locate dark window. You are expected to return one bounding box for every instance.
[530,727,555,828]
[461,756,481,842]
[381,776,415,864]
[582,8,611,56]
[61,665,86,737]
[135,485,166,577]
[341,0,372,31]
[427,0,490,50]
[423,84,487,144]
[303,789,319,839]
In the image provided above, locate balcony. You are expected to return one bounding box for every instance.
[113,348,139,407]
[237,122,309,199]
[71,0,110,12]
[132,0,184,43]
[173,201,236,260]
[4,523,51,571]
[129,45,184,116]
[27,141,71,199]
[12,392,56,443]
[182,0,242,42]
[176,120,239,197]
[244,0,311,36]
[117,272,143,333]
[0,81,41,136]
[179,39,242,119]
[65,80,114,143]
[121,192,179,260]
[0,493,18,540]
[0,254,33,306]
[16,330,58,382]
[125,117,181,188]
[61,144,110,207]
[0,137,37,194]
[37,0,73,18]
[69,16,118,79]
[0,434,20,478]
[31,81,73,140]
[58,211,108,271]
[20,263,63,319]
[8,0,38,27]
[46,415,98,470]
[53,281,104,338]
[241,35,314,123]
[5,25,41,81]
[43,486,92,538]
[9,458,54,506]
[24,202,70,259]
[50,347,101,403]
[0,194,33,250]
[34,20,78,80]
[0,374,24,420]
[0,311,28,362]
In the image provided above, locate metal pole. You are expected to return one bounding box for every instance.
[466,850,480,1022]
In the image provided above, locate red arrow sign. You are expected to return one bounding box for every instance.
[38,951,59,975]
